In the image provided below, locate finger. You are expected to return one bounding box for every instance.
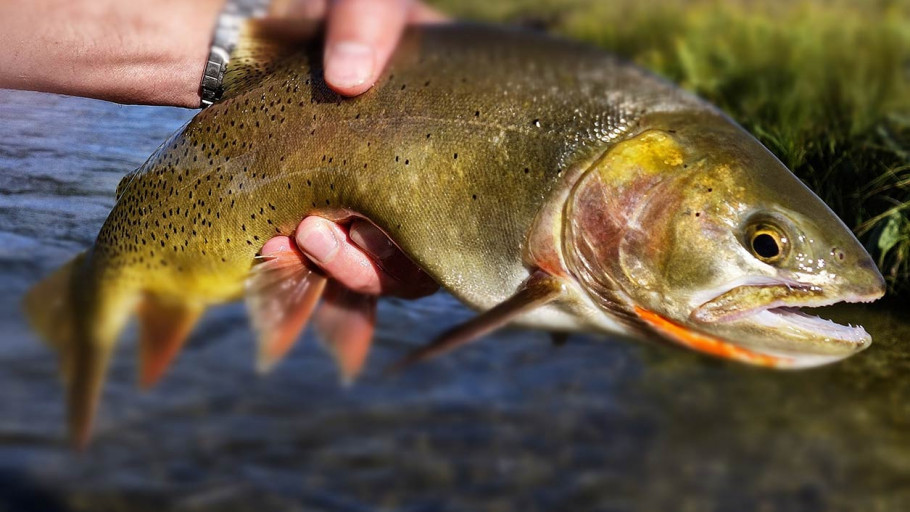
[260,235,299,257]
[348,219,438,299]
[295,217,385,295]
[408,3,450,23]
[295,217,438,298]
[323,0,411,96]
[269,0,327,19]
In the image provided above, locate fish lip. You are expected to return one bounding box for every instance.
[689,279,885,350]
[692,282,882,323]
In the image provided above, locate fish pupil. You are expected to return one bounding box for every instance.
[752,233,780,259]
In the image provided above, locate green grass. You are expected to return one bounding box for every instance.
[431,0,910,291]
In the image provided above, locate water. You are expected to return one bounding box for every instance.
[0,89,908,512]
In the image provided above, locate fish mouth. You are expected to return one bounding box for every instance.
[687,279,884,366]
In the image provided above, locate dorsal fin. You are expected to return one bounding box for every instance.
[221,20,323,101]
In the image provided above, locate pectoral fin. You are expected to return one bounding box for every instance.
[391,272,565,371]
[246,243,327,373]
[137,296,204,389]
[314,282,377,384]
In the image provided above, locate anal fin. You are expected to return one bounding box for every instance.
[247,239,327,373]
[315,282,377,384]
[391,271,565,371]
[137,296,204,389]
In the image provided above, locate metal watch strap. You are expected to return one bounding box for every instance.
[200,0,271,108]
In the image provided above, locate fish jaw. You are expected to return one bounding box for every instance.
[677,273,886,367]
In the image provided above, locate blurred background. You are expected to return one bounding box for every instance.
[0,0,908,511]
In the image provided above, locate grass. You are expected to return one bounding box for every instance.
[430,0,910,292]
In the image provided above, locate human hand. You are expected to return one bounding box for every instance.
[286,217,438,299]
[271,0,447,95]
[267,0,446,299]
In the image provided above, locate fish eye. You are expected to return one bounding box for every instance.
[745,220,789,264]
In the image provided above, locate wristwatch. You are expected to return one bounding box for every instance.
[200,0,271,108]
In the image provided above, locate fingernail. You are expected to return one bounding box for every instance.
[325,42,374,89]
[298,223,339,264]
[350,223,396,260]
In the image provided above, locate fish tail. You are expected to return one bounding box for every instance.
[23,252,138,448]
[23,252,86,353]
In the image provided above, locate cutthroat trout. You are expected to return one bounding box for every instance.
[24,22,886,446]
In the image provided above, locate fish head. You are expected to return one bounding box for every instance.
[565,111,885,367]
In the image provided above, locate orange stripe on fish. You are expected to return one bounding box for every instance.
[633,306,788,367]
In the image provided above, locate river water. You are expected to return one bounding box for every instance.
[0,89,908,512]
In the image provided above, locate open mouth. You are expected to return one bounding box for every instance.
[633,277,885,369]
[691,281,884,350]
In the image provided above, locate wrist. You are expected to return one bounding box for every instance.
[200,0,272,108]
[0,0,224,108]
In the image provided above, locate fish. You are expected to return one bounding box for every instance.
[23,21,886,447]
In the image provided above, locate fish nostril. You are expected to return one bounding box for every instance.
[830,247,846,262]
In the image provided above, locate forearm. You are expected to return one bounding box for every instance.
[0,0,223,107]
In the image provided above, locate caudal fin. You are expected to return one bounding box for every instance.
[23,253,86,377]
[23,252,138,448]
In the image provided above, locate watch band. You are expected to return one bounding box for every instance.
[200,0,271,108]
